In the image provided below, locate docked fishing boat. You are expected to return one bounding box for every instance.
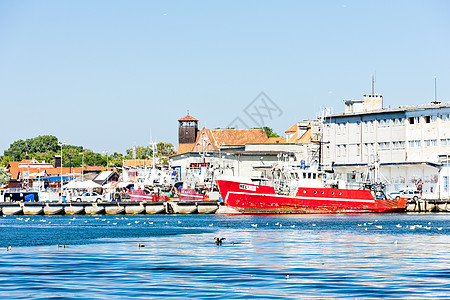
[216,164,407,214]
[130,188,170,202]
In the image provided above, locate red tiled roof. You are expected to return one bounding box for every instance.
[298,129,312,143]
[191,128,268,151]
[285,124,297,133]
[287,126,312,144]
[177,143,196,154]
[267,137,286,143]
[177,128,270,154]
[178,115,199,122]
[6,160,109,179]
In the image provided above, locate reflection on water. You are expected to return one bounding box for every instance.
[0,214,449,299]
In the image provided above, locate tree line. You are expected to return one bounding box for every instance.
[0,135,175,169]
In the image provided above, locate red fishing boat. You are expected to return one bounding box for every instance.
[216,165,407,214]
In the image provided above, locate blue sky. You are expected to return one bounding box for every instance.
[1,0,449,154]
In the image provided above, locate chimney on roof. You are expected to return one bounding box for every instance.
[54,155,61,168]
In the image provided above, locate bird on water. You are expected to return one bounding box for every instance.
[7,246,12,251]
[138,243,145,248]
[215,237,226,245]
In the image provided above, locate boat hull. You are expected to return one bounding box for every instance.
[217,179,407,214]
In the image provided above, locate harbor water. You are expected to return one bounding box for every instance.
[1,214,449,299]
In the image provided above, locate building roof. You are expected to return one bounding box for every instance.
[93,170,119,185]
[285,124,297,133]
[329,102,450,119]
[177,128,269,154]
[209,128,268,147]
[298,128,312,143]
[267,137,286,143]
[6,158,108,180]
[178,115,199,122]
[287,124,312,144]
[176,143,196,154]
[196,128,268,150]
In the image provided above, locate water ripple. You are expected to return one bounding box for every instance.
[0,214,449,298]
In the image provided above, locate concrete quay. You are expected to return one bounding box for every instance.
[0,201,220,216]
[2,200,448,215]
[406,199,450,213]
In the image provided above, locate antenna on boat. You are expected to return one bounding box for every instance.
[316,107,331,171]
[149,129,156,170]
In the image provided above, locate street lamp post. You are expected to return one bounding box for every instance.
[79,152,85,181]
[38,167,41,201]
[446,152,450,201]
[58,141,65,201]
[103,151,109,171]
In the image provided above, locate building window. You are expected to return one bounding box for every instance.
[444,176,449,192]
[432,115,437,122]
[409,117,415,124]
[356,144,360,155]
[415,140,421,147]
[409,141,415,147]
[342,145,347,156]
[425,140,431,147]
[393,141,405,149]
[378,142,390,150]
[425,116,431,123]
[441,139,448,146]
[432,139,437,146]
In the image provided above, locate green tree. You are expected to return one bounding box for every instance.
[0,156,11,167]
[4,135,60,161]
[0,167,11,185]
[33,152,56,165]
[156,142,175,156]
[253,127,280,138]
[155,142,175,165]
[109,152,124,169]
[125,146,152,159]
[26,135,59,153]
[4,139,27,160]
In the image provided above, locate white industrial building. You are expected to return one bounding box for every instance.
[322,94,450,199]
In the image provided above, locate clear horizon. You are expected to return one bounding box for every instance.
[1,0,449,155]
